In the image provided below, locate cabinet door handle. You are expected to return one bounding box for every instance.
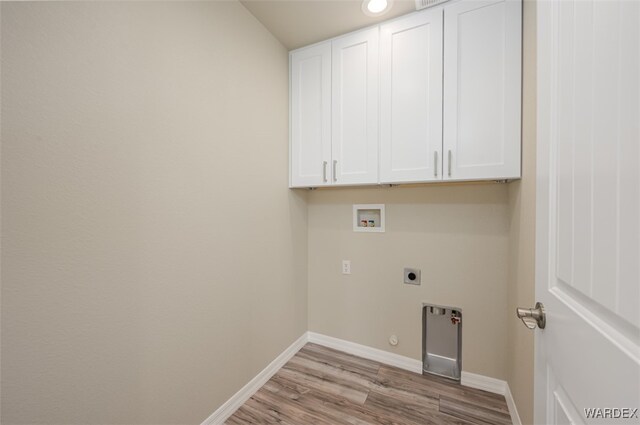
[323,161,328,183]
[448,150,452,177]
[434,151,438,177]
[333,160,338,182]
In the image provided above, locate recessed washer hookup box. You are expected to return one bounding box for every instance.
[422,303,462,381]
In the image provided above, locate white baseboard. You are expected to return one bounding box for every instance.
[200,332,308,425]
[461,371,507,394]
[202,331,521,425]
[504,383,523,425]
[461,371,521,425]
[307,332,423,374]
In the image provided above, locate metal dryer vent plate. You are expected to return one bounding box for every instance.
[403,268,421,285]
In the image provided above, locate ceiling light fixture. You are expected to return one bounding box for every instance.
[362,0,393,17]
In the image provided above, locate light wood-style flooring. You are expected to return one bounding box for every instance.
[226,343,512,425]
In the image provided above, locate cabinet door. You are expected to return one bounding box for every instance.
[331,28,379,185]
[443,0,522,181]
[380,9,444,184]
[290,42,332,187]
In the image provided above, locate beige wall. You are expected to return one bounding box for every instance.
[0,2,307,424]
[308,184,511,380]
[1,2,537,424]
[506,1,537,423]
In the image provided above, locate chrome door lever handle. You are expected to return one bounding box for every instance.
[516,302,546,329]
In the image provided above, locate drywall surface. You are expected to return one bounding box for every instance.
[241,0,416,49]
[307,184,510,380]
[506,0,537,423]
[0,2,306,424]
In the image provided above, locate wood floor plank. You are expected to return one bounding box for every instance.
[223,413,245,425]
[278,363,370,405]
[363,389,469,425]
[299,343,381,378]
[439,395,513,425]
[287,353,374,391]
[231,397,296,425]
[370,376,440,411]
[251,387,338,425]
[372,368,441,402]
[302,343,381,375]
[263,375,373,425]
[224,404,272,425]
[225,343,513,425]
[377,365,510,414]
[270,374,431,425]
[296,345,380,381]
[262,373,312,399]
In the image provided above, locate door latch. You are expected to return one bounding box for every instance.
[516,302,546,329]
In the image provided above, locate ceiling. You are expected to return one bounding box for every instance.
[240,0,417,50]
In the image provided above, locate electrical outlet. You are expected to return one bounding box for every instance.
[342,260,351,275]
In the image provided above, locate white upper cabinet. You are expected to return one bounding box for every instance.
[290,42,331,187]
[289,0,522,187]
[443,0,522,181]
[380,9,443,184]
[332,28,379,185]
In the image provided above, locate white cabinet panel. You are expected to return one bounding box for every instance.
[380,9,443,183]
[290,42,331,187]
[290,0,523,188]
[332,28,379,185]
[443,0,521,180]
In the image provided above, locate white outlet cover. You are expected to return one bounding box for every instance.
[342,260,351,275]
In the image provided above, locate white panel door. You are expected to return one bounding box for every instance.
[332,28,379,185]
[443,0,521,181]
[290,42,331,187]
[379,8,443,183]
[535,0,639,423]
